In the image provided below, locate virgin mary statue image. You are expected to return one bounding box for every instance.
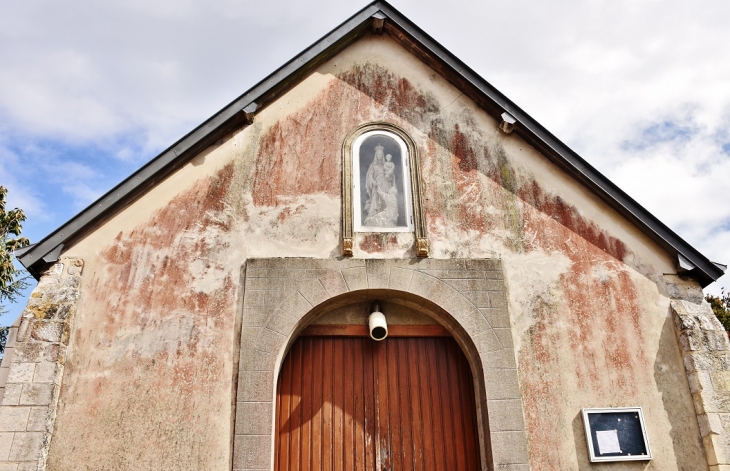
[363,144,398,227]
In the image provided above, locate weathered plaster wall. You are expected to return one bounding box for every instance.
[52,33,706,469]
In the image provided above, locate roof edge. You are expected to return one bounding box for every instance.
[18,0,725,287]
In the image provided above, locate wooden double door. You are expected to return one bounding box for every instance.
[275,332,481,471]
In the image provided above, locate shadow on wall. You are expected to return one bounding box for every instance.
[567,309,708,470]
[653,309,709,470]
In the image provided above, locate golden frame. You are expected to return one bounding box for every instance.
[341,122,428,257]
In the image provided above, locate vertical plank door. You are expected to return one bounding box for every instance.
[275,335,481,471]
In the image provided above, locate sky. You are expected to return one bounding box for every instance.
[1,0,729,325]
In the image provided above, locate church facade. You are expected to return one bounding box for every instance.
[0,2,728,470]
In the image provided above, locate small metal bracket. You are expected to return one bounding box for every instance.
[242,102,258,124]
[42,243,65,264]
[499,112,517,134]
[677,253,696,273]
[372,11,386,34]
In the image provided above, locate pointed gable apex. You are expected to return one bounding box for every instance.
[17,1,725,286]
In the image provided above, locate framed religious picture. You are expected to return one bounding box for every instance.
[341,122,428,257]
[582,407,652,462]
[352,130,414,232]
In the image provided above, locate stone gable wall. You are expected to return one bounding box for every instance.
[0,258,82,471]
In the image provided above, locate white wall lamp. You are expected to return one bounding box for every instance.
[368,302,388,341]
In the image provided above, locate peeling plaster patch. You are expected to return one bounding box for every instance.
[107,314,207,362]
[48,164,238,470]
[428,216,502,259]
[238,193,340,258]
[353,232,413,257]
[502,250,573,354]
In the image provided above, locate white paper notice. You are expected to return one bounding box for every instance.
[596,429,621,454]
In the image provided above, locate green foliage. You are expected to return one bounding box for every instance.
[0,185,31,315]
[706,287,730,332]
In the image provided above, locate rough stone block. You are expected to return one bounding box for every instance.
[704,434,730,466]
[341,266,368,292]
[713,372,730,393]
[297,279,328,307]
[243,290,275,309]
[458,309,490,338]
[407,271,439,299]
[484,369,521,400]
[444,278,504,292]
[0,432,13,461]
[7,431,43,462]
[265,309,298,337]
[480,348,517,369]
[0,407,30,432]
[239,346,275,373]
[487,399,526,432]
[254,328,286,355]
[277,292,312,321]
[463,291,490,308]
[309,269,348,297]
[11,344,44,364]
[426,283,474,322]
[474,330,502,354]
[490,430,529,465]
[44,344,60,363]
[0,463,18,471]
[388,267,414,292]
[238,371,274,402]
[32,362,56,384]
[493,328,515,350]
[688,371,714,394]
[698,413,725,438]
[246,268,292,279]
[685,352,715,372]
[19,384,53,406]
[489,292,508,308]
[680,331,703,351]
[242,305,275,328]
[233,435,271,469]
[716,353,730,371]
[7,364,34,384]
[674,314,697,332]
[245,277,292,292]
[236,402,273,435]
[2,385,22,406]
[15,463,36,471]
[705,331,730,351]
[25,407,46,432]
[479,308,511,328]
[365,259,390,290]
[240,327,262,350]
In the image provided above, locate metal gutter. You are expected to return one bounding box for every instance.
[18,0,725,287]
[17,3,381,278]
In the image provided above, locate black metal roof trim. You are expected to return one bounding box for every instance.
[18,1,725,287]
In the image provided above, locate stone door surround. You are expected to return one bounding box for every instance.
[233,258,529,471]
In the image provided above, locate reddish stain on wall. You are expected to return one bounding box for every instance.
[519,180,628,262]
[252,63,440,207]
[49,164,238,470]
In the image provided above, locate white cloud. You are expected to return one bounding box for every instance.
[0,0,728,302]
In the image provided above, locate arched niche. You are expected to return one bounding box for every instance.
[341,122,428,257]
